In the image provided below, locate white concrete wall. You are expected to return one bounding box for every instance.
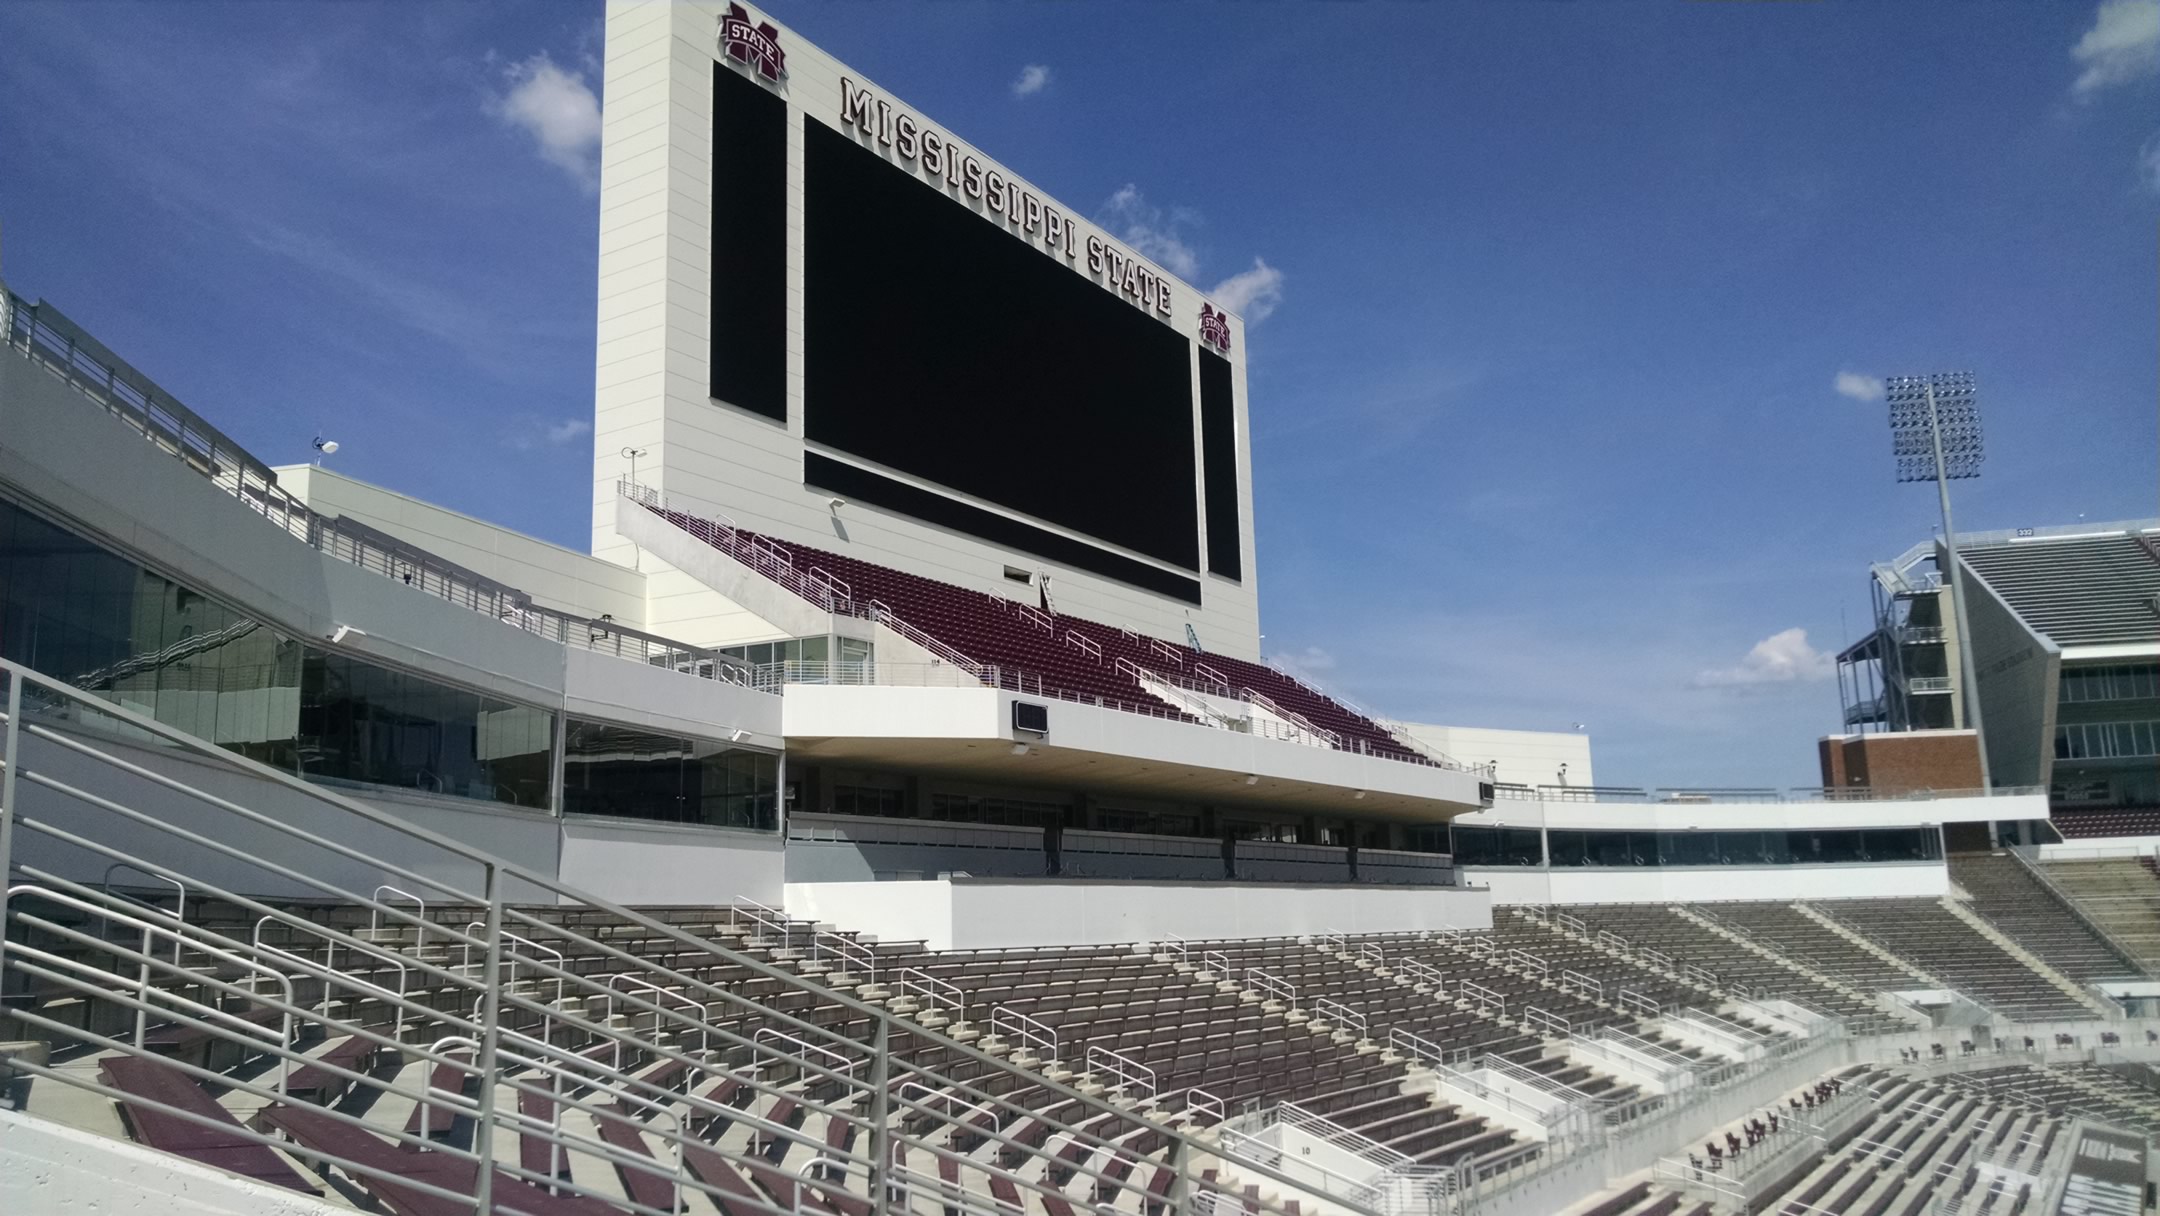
[1459,790,2031,833]
[1466,860,1950,906]
[785,877,1493,950]
[1389,723,1593,789]
[593,0,1263,658]
[780,684,1488,812]
[558,817,784,905]
[275,465,648,625]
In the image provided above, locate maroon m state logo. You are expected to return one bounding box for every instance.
[1198,304,1232,353]
[721,4,786,82]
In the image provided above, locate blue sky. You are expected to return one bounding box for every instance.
[1,1,2153,788]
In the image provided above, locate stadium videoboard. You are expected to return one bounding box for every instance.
[700,20,1245,606]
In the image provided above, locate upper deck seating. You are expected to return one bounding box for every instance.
[2048,806,2160,839]
[641,503,1433,763]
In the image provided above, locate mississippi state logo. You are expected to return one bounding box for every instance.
[721,4,786,83]
[1198,304,1233,353]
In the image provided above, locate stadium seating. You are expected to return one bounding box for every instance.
[1813,901,2093,1021]
[1521,904,1904,1035]
[1946,852,2141,983]
[2047,806,2160,839]
[639,502,1433,764]
[2034,856,2160,971]
[1959,533,2160,648]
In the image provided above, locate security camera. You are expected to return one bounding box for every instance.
[827,497,846,510]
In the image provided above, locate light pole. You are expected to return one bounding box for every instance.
[621,446,649,487]
[1883,372,1991,792]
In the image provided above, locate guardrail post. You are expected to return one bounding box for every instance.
[1165,1134,1192,1216]
[471,863,507,1215]
[0,674,20,1008]
[868,1014,892,1211]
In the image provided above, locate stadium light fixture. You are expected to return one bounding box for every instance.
[1883,372,1991,792]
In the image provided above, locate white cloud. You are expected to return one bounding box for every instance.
[1099,184,1201,279]
[1693,628,1836,688]
[1833,371,1885,402]
[2072,0,2160,97]
[488,52,602,188]
[1269,646,1337,674]
[1211,258,1285,324]
[1011,64,1051,98]
[546,418,592,444]
[2141,132,2160,192]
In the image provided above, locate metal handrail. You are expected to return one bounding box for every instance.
[253,912,412,1038]
[370,883,428,953]
[897,966,966,1021]
[1083,1042,1157,1098]
[989,1004,1060,1063]
[813,929,878,985]
[1313,996,1368,1039]
[1398,957,1446,993]
[753,1026,859,1079]
[609,973,713,1056]
[1560,969,1603,999]
[1,300,759,698]
[98,862,186,964]
[1459,979,1505,1016]
[7,884,294,1088]
[0,652,1369,1216]
[1523,1006,1571,1040]
[1245,967,1297,1005]
[462,920,566,1005]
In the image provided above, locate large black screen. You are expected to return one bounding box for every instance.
[803,120,1201,571]
[1199,350,1241,581]
[709,63,788,420]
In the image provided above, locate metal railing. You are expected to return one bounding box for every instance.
[1489,782,2043,804]
[1084,1042,1157,1098]
[1,293,762,698]
[0,655,1336,1216]
[1313,996,1369,1040]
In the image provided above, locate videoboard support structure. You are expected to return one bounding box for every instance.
[592,1,1263,655]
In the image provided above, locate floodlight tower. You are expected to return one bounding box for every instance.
[1883,372,1991,792]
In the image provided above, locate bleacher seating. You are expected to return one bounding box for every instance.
[2047,806,2160,839]
[1959,532,2160,648]
[1947,852,2142,983]
[640,502,1433,764]
[1815,901,2092,1022]
[2035,856,2160,971]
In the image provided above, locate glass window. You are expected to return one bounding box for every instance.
[1447,825,1542,866]
[563,718,778,829]
[1547,830,1589,867]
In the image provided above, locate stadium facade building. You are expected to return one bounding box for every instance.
[4,8,2159,1216]
[1835,518,2160,835]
